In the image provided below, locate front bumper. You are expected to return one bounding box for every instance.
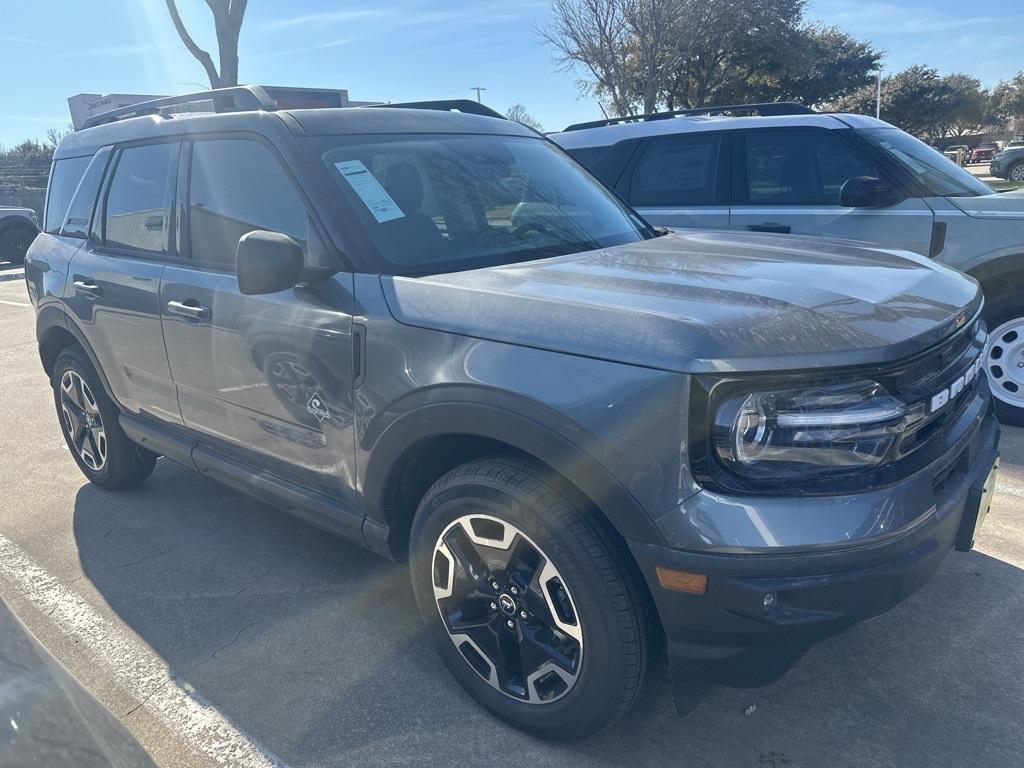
[629,402,1000,690]
[990,160,1005,178]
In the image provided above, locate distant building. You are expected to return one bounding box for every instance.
[68,88,376,130]
[67,93,165,130]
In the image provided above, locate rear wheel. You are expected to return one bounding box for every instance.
[409,458,652,739]
[53,346,157,488]
[984,293,1024,426]
[0,225,35,264]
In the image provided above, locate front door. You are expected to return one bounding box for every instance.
[160,137,357,501]
[65,141,182,424]
[729,128,936,256]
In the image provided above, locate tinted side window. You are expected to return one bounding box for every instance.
[104,143,175,252]
[629,135,720,206]
[744,130,879,205]
[44,156,91,234]
[61,148,111,238]
[189,139,308,266]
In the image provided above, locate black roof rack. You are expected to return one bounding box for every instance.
[81,86,507,131]
[562,101,815,132]
[370,99,505,120]
[81,85,278,130]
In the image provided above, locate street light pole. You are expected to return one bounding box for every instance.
[876,70,882,119]
[471,86,486,103]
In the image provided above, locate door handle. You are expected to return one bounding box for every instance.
[166,299,210,320]
[746,223,791,234]
[73,278,102,297]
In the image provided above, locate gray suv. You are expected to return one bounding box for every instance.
[26,87,1000,738]
[551,105,1024,426]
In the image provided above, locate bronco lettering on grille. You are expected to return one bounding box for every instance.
[929,355,984,414]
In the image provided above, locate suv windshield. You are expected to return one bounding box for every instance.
[314,134,648,275]
[859,128,992,197]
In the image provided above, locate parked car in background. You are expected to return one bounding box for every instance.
[970,142,1001,164]
[943,144,970,165]
[552,104,1024,426]
[1005,139,1024,150]
[0,205,39,264]
[990,145,1024,182]
[25,86,1001,738]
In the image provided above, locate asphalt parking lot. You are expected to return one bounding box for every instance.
[0,263,1022,767]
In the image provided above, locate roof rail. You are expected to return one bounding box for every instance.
[562,101,815,132]
[370,99,506,120]
[81,85,278,130]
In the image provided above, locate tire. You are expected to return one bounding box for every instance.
[409,457,652,739]
[52,345,157,489]
[1008,161,1024,183]
[0,224,35,265]
[983,292,1024,427]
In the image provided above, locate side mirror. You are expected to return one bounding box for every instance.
[839,176,902,209]
[236,230,304,296]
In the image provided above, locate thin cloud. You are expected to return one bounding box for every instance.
[259,10,394,30]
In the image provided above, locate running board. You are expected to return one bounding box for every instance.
[119,413,368,549]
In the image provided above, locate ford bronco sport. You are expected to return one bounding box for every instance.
[26,87,1000,738]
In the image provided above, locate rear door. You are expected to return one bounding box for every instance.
[160,136,358,501]
[65,141,183,423]
[729,128,936,255]
[619,131,730,230]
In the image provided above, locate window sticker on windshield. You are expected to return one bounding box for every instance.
[334,160,405,223]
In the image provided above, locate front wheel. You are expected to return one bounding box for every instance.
[409,458,653,739]
[984,294,1024,426]
[1008,161,1024,183]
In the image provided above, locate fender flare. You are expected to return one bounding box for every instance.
[966,254,1024,303]
[363,399,667,545]
[35,304,117,402]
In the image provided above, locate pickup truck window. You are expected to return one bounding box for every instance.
[317,134,646,276]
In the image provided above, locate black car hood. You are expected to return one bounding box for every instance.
[381,231,982,373]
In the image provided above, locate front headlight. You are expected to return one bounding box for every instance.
[712,380,920,483]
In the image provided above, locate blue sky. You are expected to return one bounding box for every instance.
[1,0,1022,147]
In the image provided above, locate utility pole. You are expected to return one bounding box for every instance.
[876,69,883,119]
[471,86,486,103]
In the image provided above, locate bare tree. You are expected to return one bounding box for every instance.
[506,104,544,131]
[540,0,635,116]
[164,0,248,89]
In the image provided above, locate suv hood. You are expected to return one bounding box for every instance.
[948,191,1024,219]
[381,231,981,373]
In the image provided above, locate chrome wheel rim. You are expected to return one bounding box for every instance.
[1011,164,1024,182]
[986,317,1024,408]
[432,513,583,704]
[59,370,107,471]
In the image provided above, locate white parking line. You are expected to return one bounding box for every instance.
[0,535,288,768]
[0,299,31,307]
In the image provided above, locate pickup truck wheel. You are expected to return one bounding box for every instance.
[0,224,35,264]
[1008,161,1024,183]
[409,458,652,739]
[984,295,1024,426]
[52,346,157,489]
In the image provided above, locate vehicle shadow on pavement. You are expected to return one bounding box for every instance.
[74,459,1024,768]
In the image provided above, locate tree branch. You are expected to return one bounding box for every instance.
[165,0,221,88]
